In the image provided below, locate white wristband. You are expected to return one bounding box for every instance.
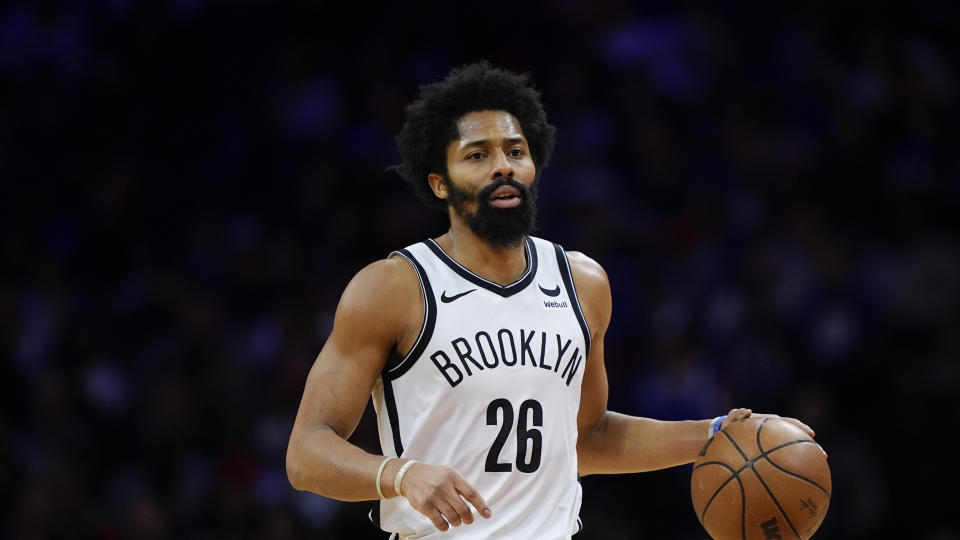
[394,459,419,497]
[375,457,395,499]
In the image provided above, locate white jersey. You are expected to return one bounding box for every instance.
[371,236,591,539]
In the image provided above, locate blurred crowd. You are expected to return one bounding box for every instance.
[2,1,958,539]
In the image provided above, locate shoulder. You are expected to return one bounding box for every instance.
[564,251,612,336]
[341,255,420,307]
[564,251,610,296]
[335,256,422,335]
[533,236,609,292]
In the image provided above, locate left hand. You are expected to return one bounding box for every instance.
[721,408,816,439]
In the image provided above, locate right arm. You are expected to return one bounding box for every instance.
[285,257,491,531]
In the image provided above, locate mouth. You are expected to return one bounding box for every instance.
[487,184,523,209]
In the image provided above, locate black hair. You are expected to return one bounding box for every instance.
[391,61,556,210]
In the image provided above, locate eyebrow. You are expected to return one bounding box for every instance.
[459,136,527,149]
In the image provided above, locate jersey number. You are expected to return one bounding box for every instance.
[485,398,543,473]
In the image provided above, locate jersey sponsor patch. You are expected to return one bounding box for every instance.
[538,282,568,309]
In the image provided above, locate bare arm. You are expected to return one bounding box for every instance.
[568,252,814,476]
[285,257,414,499]
[285,257,491,531]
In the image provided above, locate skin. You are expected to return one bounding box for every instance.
[286,110,817,533]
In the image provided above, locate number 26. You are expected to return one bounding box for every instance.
[485,398,542,473]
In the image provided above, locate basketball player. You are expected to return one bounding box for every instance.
[286,61,816,539]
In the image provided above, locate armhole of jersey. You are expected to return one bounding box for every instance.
[367,506,400,538]
[553,243,592,357]
[383,248,437,381]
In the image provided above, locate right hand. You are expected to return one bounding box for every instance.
[398,462,492,532]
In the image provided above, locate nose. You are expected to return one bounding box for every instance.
[491,148,514,178]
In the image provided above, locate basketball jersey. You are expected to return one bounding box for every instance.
[371,236,591,539]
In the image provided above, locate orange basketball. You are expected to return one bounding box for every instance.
[691,416,831,539]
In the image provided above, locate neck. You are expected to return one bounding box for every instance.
[436,217,528,286]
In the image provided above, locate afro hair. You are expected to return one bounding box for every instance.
[391,61,556,210]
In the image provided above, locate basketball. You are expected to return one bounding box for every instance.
[690,416,831,539]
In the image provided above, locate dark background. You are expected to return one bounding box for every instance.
[3,1,958,539]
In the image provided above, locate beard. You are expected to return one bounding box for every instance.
[445,176,538,249]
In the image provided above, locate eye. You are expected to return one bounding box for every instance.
[467,151,485,160]
[509,148,525,157]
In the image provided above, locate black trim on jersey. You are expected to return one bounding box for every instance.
[385,249,437,380]
[382,378,403,455]
[379,248,437,458]
[424,236,538,297]
[554,243,592,357]
[382,350,403,378]
[367,506,380,529]
[367,507,399,539]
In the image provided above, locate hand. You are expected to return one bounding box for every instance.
[398,462,492,532]
[721,408,827,457]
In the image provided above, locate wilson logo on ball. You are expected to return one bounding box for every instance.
[761,517,783,539]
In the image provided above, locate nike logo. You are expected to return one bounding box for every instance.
[538,284,561,297]
[440,289,477,303]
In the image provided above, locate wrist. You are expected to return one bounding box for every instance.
[707,415,728,439]
[376,457,405,499]
[394,459,420,497]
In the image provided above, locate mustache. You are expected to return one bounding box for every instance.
[476,177,534,202]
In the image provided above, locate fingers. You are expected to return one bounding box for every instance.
[425,492,479,531]
[435,485,476,527]
[778,417,825,456]
[454,475,493,520]
[720,408,752,430]
[424,507,450,532]
[435,497,463,528]
[784,416,816,438]
[403,465,491,532]
[448,494,474,525]
[725,409,819,441]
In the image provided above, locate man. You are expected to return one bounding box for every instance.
[286,61,815,539]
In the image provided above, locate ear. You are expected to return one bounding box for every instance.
[428,173,448,200]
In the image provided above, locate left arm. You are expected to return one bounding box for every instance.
[567,252,813,476]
